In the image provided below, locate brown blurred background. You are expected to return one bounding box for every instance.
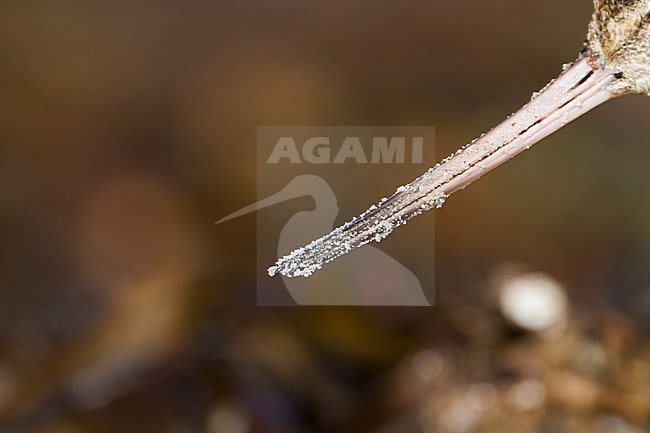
[0,1,648,432]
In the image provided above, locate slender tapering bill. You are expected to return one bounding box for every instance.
[268,53,621,278]
[269,0,650,278]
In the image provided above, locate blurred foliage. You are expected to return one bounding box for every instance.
[0,1,648,432]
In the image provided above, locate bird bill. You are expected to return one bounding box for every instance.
[269,53,621,278]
